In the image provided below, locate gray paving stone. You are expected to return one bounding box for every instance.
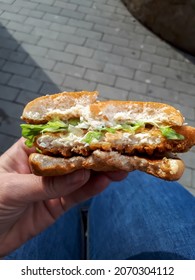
[63,76,96,92]
[84,69,116,86]
[8,75,42,92]
[96,84,128,100]
[171,103,195,121]
[0,0,15,4]
[102,34,129,47]
[31,27,59,40]
[75,56,105,71]
[46,49,75,64]
[107,0,124,7]
[14,0,38,8]
[38,37,66,51]
[1,11,26,23]
[151,64,179,80]
[178,167,192,189]
[7,21,34,33]
[94,23,124,37]
[0,37,19,50]
[128,91,162,103]
[32,69,65,86]
[155,46,184,61]
[115,77,147,94]
[12,31,40,44]
[3,61,35,77]
[0,3,21,13]
[0,71,11,84]
[78,6,111,18]
[0,26,12,39]
[93,50,122,64]
[170,59,195,74]
[54,0,77,10]
[25,17,51,29]
[24,55,56,71]
[16,90,41,105]
[141,52,169,66]
[85,14,111,26]
[30,0,55,4]
[92,3,116,13]
[178,92,195,107]
[0,58,5,68]
[19,43,48,56]
[0,134,17,155]
[0,99,23,119]
[180,151,195,169]
[19,7,44,19]
[122,56,151,72]
[147,85,179,104]
[113,45,140,59]
[71,0,92,7]
[85,38,112,52]
[166,79,195,95]
[66,44,94,58]
[60,8,85,20]
[68,18,93,30]
[135,70,166,87]
[75,28,102,40]
[43,13,69,25]
[0,84,19,101]
[0,117,21,138]
[8,51,27,63]
[54,62,85,78]
[130,40,156,54]
[57,33,85,46]
[39,82,60,95]
[36,3,61,15]
[50,22,76,34]
[104,63,135,79]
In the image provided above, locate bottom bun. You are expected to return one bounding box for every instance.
[29,150,185,180]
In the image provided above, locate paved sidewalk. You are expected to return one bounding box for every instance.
[0,0,195,194]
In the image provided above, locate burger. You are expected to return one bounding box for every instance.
[20,91,195,180]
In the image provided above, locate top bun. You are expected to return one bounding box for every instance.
[22,91,99,124]
[21,91,184,126]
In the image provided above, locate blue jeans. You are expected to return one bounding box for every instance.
[5,171,195,260]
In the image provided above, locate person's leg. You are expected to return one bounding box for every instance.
[88,171,195,260]
[5,205,84,260]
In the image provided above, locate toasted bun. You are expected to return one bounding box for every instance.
[88,100,184,126]
[22,91,184,126]
[22,91,99,124]
[29,151,185,181]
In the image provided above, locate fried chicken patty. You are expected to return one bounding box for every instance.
[35,125,195,158]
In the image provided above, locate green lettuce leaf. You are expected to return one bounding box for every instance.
[21,120,68,147]
[98,126,117,133]
[120,121,145,132]
[82,131,103,144]
[160,126,185,140]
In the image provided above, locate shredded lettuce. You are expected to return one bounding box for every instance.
[82,131,103,144]
[160,126,185,140]
[21,118,185,148]
[21,120,68,147]
[119,121,145,133]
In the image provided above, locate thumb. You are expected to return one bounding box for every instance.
[0,169,91,204]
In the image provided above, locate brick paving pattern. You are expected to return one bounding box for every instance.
[0,0,195,194]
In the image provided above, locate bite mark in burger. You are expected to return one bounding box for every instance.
[20,91,195,180]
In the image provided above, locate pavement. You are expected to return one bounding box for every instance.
[0,0,195,194]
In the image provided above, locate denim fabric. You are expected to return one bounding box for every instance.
[5,171,195,260]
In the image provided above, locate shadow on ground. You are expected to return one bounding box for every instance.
[0,23,60,154]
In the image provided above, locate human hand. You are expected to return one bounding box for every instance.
[0,138,127,257]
